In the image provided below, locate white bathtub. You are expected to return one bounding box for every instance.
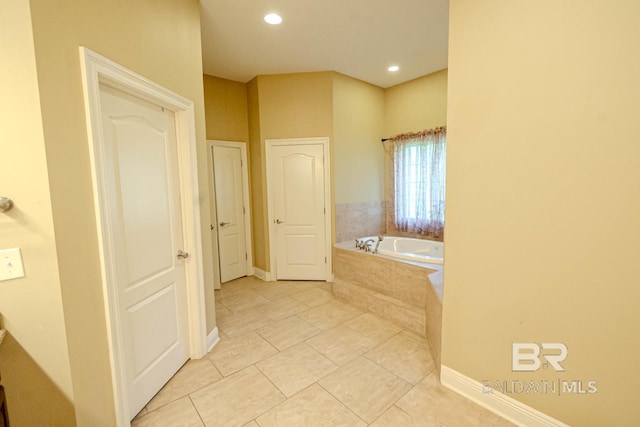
[355,236,444,265]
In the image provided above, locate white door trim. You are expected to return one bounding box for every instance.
[79,47,207,426]
[265,137,333,281]
[208,140,254,281]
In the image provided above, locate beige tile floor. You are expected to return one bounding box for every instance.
[132,276,514,426]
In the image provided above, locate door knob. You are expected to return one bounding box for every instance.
[177,250,190,259]
[219,221,230,227]
[0,197,13,213]
[275,219,284,224]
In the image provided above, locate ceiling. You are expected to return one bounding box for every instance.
[200,0,449,89]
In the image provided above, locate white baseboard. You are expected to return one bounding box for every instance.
[253,267,275,281]
[207,327,220,352]
[440,365,569,427]
[254,267,332,282]
[253,267,266,280]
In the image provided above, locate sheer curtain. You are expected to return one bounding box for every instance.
[392,127,446,238]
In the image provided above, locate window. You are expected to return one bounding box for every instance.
[391,127,446,238]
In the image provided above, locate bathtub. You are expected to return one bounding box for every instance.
[333,236,444,368]
[355,236,444,265]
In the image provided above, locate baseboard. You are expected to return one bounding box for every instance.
[207,327,220,352]
[253,267,275,281]
[253,267,266,281]
[440,365,569,427]
[253,267,332,282]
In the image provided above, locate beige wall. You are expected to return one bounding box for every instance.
[331,73,386,243]
[3,0,212,425]
[246,78,268,271]
[444,1,640,425]
[332,73,385,205]
[248,72,334,271]
[203,74,249,142]
[0,0,76,424]
[384,69,448,137]
[257,72,334,140]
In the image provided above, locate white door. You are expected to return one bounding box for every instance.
[100,84,189,419]
[269,142,328,280]
[212,144,248,283]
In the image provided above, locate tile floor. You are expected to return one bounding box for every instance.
[132,276,514,426]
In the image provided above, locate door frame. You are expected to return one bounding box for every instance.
[79,47,207,425]
[208,140,254,285]
[265,137,333,281]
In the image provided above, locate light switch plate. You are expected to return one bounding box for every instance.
[0,248,25,281]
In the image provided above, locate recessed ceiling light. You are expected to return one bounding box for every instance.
[264,13,283,25]
[388,65,400,72]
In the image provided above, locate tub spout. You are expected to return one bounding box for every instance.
[373,236,384,254]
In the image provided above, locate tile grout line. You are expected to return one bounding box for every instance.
[314,380,370,426]
[187,394,207,427]
[142,359,226,417]
[242,302,380,424]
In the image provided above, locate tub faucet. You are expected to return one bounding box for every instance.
[362,238,376,252]
[373,236,384,254]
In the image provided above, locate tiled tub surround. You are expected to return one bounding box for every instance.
[333,241,443,370]
[335,201,385,243]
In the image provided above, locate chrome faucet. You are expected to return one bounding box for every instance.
[373,236,384,254]
[362,238,376,252]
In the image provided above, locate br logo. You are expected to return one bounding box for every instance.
[512,343,568,372]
